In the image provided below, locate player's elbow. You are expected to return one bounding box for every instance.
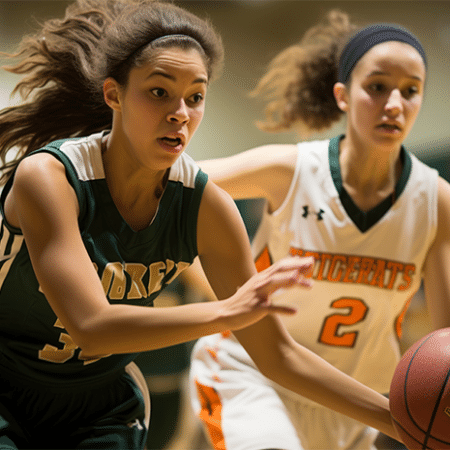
[64,314,111,357]
[66,327,102,357]
[253,339,303,386]
[251,345,290,380]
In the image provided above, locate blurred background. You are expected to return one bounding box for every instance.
[0,1,447,449]
[1,1,450,162]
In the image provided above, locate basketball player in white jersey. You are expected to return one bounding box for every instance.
[188,11,450,450]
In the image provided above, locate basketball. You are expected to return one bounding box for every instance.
[389,328,450,450]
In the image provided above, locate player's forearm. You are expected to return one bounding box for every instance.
[261,342,400,441]
[77,301,227,357]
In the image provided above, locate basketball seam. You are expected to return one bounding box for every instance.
[424,366,450,448]
[392,417,431,449]
[403,331,436,449]
[402,330,450,449]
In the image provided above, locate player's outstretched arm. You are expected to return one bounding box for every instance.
[423,177,450,329]
[198,144,298,211]
[9,156,312,357]
[197,179,402,443]
[234,316,398,441]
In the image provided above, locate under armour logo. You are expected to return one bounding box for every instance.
[127,419,144,430]
[302,206,324,221]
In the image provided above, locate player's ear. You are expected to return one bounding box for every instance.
[333,82,349,113]
[103,78,122,112]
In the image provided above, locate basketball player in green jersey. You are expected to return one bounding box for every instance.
[0,1,402,449]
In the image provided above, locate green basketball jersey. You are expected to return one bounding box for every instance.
[0,132,208,384]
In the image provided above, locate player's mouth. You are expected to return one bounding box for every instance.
[377,122,402,133]
[161,137,182,146]
[377,122,402,131]
[158,133,185,153]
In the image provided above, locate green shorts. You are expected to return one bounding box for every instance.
[0,362,149,449]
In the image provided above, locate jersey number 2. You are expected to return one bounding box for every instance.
[319,298,368,347]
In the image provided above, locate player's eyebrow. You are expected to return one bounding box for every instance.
[146,70,208,85]
[367,70,423,82]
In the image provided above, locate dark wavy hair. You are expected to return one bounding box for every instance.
[0,0,223,185]
[250,10,358,136]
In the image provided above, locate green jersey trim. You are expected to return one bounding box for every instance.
[329,135,412,232]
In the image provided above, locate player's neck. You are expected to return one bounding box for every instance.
[339,137,402,211]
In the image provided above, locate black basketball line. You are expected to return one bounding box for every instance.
[401,330,450,449]
[403,330,437,442]
[423,365,450,449]
[392,417,432,449]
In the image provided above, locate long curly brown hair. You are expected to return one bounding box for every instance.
[251,10,358,136]
[0,0,223,185]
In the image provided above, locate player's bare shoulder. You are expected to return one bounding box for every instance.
[438,175,450,198]
[437,176,450,223]
[5,153,77,229]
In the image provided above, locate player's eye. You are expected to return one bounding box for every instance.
[403,86,419,99]
[189,93,204,104]
[368,83,385,93]
[150,88,167,98]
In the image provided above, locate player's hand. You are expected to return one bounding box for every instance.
[219,256,314,331]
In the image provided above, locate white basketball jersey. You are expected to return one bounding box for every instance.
[251,136,438,394]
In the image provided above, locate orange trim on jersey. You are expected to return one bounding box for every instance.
[395,297,412,339]
[195,380,226,450]
[206,346,218,361]
[255,246,272,273]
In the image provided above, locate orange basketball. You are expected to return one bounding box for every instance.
[389,328,450,449]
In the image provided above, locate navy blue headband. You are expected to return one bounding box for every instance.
[338,24,427,83]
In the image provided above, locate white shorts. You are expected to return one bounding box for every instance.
[189,334,378,450]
